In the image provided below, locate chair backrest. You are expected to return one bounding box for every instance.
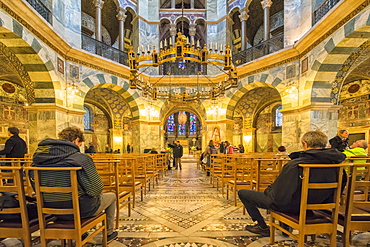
[94,159,120,191]
[234,157,254,182]
[298,164,346,227]
[254,158,287,191]
[346,163,370,212]
[25,167,83,231]
[0,167,29,228]
[116,158,137,184]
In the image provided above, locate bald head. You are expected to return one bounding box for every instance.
[351,140,368,149]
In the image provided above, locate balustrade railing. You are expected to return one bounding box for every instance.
[233,33,284,66]
[25,0,52,24]
[82,34,128,66]
[313,0,341,25]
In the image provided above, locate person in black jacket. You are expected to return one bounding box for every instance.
[0,127,27,158]
[168,141,183,170]
[329,129,349,152]
[238,130,346,237]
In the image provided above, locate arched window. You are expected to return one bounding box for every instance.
[275,105,283,127]
[190,113,197,135]
[84,106,92,130]
[166,111,199,136]
[167,114,175,135]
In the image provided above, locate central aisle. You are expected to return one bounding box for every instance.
[115,155,278,247]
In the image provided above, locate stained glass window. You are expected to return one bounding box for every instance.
[275,105,283,127]
[179,123,186,135]
[84,106,91,130]
[167,114,175,134]
[190,113,197,135]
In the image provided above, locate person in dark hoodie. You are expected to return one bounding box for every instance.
[31,126,118,241]
[238,130,346,237]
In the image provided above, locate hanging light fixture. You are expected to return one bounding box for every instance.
[128,0,237,102]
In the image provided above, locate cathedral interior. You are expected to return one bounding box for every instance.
[0,0,370,246]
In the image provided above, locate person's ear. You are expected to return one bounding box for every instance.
[302,141,308,150]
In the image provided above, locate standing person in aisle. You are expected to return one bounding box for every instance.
[168,141,183,170]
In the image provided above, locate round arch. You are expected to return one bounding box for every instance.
[0,26,55,105]
[226,81,281,119]
[310,8,370,104]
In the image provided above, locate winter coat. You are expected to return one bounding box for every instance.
[31,138,104,220]
[264,148,346,214]
[0,135,27,158]
[329,136,348,152]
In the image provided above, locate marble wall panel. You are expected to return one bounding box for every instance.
[138,0,149,19]
[206,0,217,20]
[284,0,312,47]
[148,0,159,20]
[53,0,82,48]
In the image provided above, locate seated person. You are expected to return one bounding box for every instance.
[31,126,118,241]
[343,139,368,161]
[150,148,158,154]
[238,130,346,237]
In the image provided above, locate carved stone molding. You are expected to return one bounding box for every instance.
[261,0,273,9]
[93,0,104,9]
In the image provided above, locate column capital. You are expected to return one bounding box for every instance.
[170,26,177,36]
[116,9,127,21]
[239,10,249,22]
[261,0,273,9]
[189,26,197,36]
[93,0,104,9]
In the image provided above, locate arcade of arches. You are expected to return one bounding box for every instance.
[1,0,370,245]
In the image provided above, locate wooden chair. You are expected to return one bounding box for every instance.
[133,156,151,194]
[95,159,131,229]
[116,158,143,208]
[270,163,347,247]
[145,154,159,189]
[215,155,236,195]
[0,167,41,246]
[342,163,370,247]
[254,158,287,191]
[226,157,254,206]
[210,154,223,186]
[26,167,107,247]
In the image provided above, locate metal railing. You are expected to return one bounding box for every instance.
[233,33,284,66]
[313,0,341,25]
[82,34,128,66]
[25,0,52,24]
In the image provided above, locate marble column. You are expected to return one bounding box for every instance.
[281,103,341,152]
[117,9,127,51]
[171,0,175,9]
[170,25,177,46]
[93,0,104,42]
[25,104,84,154]
[261,0,273,41]
[238,9,249,51]
[189,25,197,46]
[191,0,194,9]
[242,128,256,153]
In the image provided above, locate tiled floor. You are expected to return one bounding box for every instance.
[6,155,357,246]
[111,155,288,247]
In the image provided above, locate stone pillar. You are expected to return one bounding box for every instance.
[170,25,177,46]
[93,0,104,42]
[117,9,127,51]
[25,104,84,154]
[281,103,341,152]
[110,128,124,153]
[242,128,256,153]
[261,0,273,41]
[171,0,175,9]
[191,0,194,9]
[189,25,197,46]
[238,9,249,50]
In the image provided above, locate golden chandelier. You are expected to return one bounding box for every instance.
[128,32,238,101]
